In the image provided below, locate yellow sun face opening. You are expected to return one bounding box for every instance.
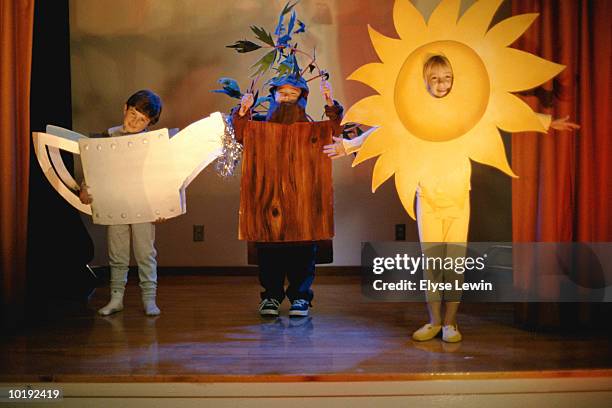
[342,0,565,219]
[395,41,490,142]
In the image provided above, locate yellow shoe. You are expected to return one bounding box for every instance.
[442,325,462,343]
[412,323,442,341]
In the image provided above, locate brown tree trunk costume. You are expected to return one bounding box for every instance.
[232,103,343,302]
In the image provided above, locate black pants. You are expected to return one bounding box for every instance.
[257,243,317,303]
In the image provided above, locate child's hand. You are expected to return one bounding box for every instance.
[79,183,93,205]
[239,93,254,116]
[323,136,347,159]
[320,80,333,106]
[550,115,580,131]
[153,217,166,224]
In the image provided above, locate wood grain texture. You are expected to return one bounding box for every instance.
[239,120,334,242]
[2,275,612,383]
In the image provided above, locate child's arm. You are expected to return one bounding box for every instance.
[323,127,378,159]
[238,93,254,117]
[537,113,580,132]
[321,80,344,135]
[320,80,335,108]
[230,93,254,143]
[549,115,580,131]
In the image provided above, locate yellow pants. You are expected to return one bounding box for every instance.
[416,194,470,301]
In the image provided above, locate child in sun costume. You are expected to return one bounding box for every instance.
[324,0,578,342]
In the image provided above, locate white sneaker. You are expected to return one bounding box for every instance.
[442,325,462,343]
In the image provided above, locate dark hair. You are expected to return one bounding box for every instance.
[126,90,162,125]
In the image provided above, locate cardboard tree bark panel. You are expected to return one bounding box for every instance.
[239,120,334,242]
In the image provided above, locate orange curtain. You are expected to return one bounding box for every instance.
[0,0,35,329]
[511,0,611,326]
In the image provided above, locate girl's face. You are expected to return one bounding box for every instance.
[426,64,453,98]
[123,106,150,133]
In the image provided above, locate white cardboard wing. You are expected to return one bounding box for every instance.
[32,112,226,225]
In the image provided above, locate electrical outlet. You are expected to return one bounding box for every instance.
[193,225,204,242]
[395,224,406,241]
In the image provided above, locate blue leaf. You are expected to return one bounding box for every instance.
[253,96,273,109]
[277,34,292,46]
[275,1,299,36]
[287,11,296,35]
[218,77,241,92]
[213,77,242,99]
[274,13,284,36]
[295,20,306,34]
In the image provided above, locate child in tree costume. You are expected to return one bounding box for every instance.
[216,2,343,317]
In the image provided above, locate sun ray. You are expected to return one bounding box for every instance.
[457,0,504,39]
[468,123,517,177]
[427,0,461,38]
[342,95,387,127]
[491,92,547,133]
[395,168,419,220]
[367,25,404,65]
[352,128,395,166]
[393,0,427,44]
[371,151,397,192]
[347,63,388,95]
[485,13,538,47]
[488,48,565,92]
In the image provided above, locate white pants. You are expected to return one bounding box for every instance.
[107,222,157,298]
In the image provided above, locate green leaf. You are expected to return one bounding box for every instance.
[250,26,275,47]
[251,50,277,77]
[281,1,299,16]
[277,62,292,77]
[226,40,262,53]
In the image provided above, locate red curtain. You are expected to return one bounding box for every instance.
[511,0,611,326]
[0,0,34,329]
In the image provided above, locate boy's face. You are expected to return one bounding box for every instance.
[426,64,453,98]
[274,85,302,104]
[123,105,151,133]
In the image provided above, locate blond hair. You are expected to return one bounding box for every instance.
[423,55,452,81]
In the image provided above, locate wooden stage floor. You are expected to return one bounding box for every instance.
[1,275,611,382]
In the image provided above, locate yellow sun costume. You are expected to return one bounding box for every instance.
[341,0,563,301]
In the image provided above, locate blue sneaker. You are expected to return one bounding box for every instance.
[259,298,280,317]
[289,299,310,317]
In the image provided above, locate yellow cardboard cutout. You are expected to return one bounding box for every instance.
[342,0,564,219]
